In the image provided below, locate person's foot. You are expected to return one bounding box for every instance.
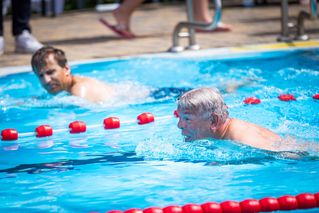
[0,36,4,55]
[196,22,232,33]
[99,18,135,39]
[112,8,131,32]
[15,30,43,54]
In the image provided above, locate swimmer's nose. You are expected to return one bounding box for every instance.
[177,119,184,129]
[42,74,51,84]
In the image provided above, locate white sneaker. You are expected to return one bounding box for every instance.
[0,36,4,55]
[15,30,43,54]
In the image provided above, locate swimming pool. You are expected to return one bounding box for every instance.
[0,44,318,212]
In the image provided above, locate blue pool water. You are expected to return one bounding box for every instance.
[0,48,318,212]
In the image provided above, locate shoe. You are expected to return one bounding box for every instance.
[0,36,4,55]
[15,30,43,54]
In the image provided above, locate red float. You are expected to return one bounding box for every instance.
[182,204,202,213]
[107,211,123,213]
[35,125,53,137]
[1,128,18,141]
[259,197,280,212]
[220,201,241,213]
[240,199,261,213]
[163,206,182,213]
[104,117,120,129]
[201,202,222,213]
[69,121,86,133]
[296,193,317,209]
[315,193,319,206]
[101,192,319,213]
[143,207,163,213]
[137,112,154,125]
[124,209,143,213]
[174,110,179,118]
[313,94,319,100]
[278,94,296,101]
[278,195,298,210]
[243,97,261,104]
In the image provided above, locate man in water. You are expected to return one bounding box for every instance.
[177,87,284,152]
[31,46,252,104]
[31,46,114,103]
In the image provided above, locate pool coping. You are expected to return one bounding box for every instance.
[1,40,319,77]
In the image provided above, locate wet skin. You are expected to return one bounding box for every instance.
[177,109,212,141]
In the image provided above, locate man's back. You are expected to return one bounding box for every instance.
[226,118,282,151]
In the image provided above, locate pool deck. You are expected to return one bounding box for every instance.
[0,2,319,68]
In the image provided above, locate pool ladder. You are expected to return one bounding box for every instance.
[278,0,318,41]
[169,0,222,52]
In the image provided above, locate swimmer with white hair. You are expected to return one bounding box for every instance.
[177,87,284,152]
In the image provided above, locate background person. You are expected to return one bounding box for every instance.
[0,0,43,55]
[99,0,230,38]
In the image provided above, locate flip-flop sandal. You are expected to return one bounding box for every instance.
[99,18,136,39]
[196,25,231,33]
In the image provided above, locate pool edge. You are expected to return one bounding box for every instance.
[1,40,319,77]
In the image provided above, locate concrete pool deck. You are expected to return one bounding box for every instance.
[0,2,319,67]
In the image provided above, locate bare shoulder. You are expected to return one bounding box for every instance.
[232,119,279,137]
[228,118,281,151]
[74,76,103,86]
[72,76,110,89]
[70,76,89,95]
[70,76,114,102]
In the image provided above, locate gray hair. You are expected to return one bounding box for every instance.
[177,87,229,123]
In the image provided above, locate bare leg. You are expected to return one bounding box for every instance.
[193,0,212,23]
[112,0,144,32]
[193,0,231,31]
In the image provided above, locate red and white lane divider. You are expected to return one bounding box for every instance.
[102,192,319,213]
[1,112,174,141]
[244,93,319,104]
[1,93,318,141]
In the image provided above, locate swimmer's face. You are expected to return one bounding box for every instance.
[177,108,212,142]
[34,54,71,94]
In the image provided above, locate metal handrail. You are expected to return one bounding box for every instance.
[310,0,318,18]
[278,0,318,41]
[169,0,222,52]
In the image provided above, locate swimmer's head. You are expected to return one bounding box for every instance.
[31,46,71,94]
[177,87,229,141]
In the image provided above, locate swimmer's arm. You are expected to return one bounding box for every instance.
[272,136,319,153]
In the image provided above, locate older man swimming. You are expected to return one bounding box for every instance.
[176,87,284,152]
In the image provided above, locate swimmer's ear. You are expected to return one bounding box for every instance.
[210,113,219,132]
[64,64,71,76]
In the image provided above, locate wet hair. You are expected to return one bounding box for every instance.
[177,87,229,123]
[31,46,68,72]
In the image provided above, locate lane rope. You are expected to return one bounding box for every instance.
[103,192,319,213]
[1,93,318,141]
[1,112,176,141]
